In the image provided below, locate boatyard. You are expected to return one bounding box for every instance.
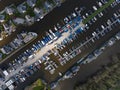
[0,0,119,90]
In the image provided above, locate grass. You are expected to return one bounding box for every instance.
[0,25,4,30]
[82,0,115,24]
[33,80,44,90]
[36,0,45,7]
[26,79,47,90]
[33,86,44,90]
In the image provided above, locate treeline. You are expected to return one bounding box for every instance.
[74,53,120,90]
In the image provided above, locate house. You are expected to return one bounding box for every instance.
[5,79,15,90]
[25,15,32,22]
[44,1,52,10]
[34,7,44,20]
[17,3,27,13]
[34,7,41,14]
[26,0,36,8]
[25,15,34,23]
[0,45,12,54]
[13,18,25,25]
[3,70,9,76]
[3,24,9,31]
[8,84,15,90]
[54,0,61,6]
[5,7,14,15]
[0,15,5,23]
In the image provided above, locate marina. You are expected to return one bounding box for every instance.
[0,0,119,90]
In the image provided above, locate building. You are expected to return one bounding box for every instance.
[0,15,5,23]
[44,1,52,10]
[26,0,36,8]
[3,24,9,32]
[3,70,9,76]
[5,79,15,90]
[34,7,40,14]
[5,7,14,15]
[17,3,27,13]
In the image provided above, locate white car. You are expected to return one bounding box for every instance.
[100,12,103,16]
[101,25,105,29]
[86,13,89,16]
[93,17,97,21]
[93,6,98,11]
[82,15,86,19]
[98,2,103,7]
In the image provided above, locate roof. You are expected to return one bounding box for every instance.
[5,79,14,87]
[6,7,14,15]
[27,0,36,7]
[0,15,5,22]
[17,3,27,13]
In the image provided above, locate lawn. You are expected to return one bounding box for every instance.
[29,79,47,90]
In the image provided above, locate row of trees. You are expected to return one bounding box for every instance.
[74,53,120,90]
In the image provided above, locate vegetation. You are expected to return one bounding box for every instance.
[36,0,45,7]
[74,53,120,90]
[26,6,35,17]
[25,79,50,90]
[0,25,4,30]
[82,0,115,24]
